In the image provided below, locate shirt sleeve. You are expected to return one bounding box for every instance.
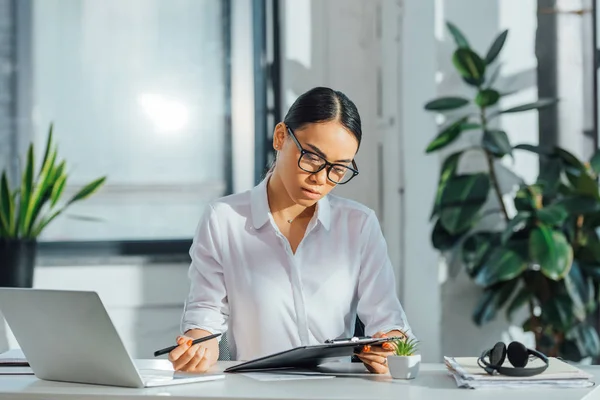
[180,204,229,339]
[356,210,416,340]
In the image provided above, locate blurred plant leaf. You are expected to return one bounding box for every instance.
[529,225,573,280]
[474,245,527,287]
[475,89,500,108]
[425,117,469,153]
[569,323,600,359]
[431,151,463,220]
[0,171,13,236]
[512,143,554,157]
[564,262,589,322]
[506,287,531,322]
[501,212,531,244]
[499,98,558,114]
[482,130,512,157]
[557,196,600,215]
[439,173,490,234]
[424,97,470,111]
[589,149,600,176]
[473,280,518,326]
[536,204,569,226]
[431,218,463,251]
[446,21,470,49]
[452,48,485,87]
[462,232,496,277]
[514,185,541,212]
[541,294,574,331]
[485,30,508,65]
[67,177,106,205]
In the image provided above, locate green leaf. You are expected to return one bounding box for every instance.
[24,147,58,237]
[0,171,14,236]
[430,151,463,220]
[474,246,527,287]
[50,174,67,208]
[501,212,531,244]
[39,123,54,177]
[589,149,600,176]
[439,173,490,234]
[513,143,554,156]
[555,147,599,199]
[500,98,558,114]
[473,280,518,326]
[446,21,470,49]
[541,295,574,331]
[475,89,500,108]
[505,287,531,322]
[564,262,588,322]
[424,97,470,111]
[536,204,569,226]
[482,130,511,157]
[431,218,463,250]
[513,185,540,212]
[570,323,600,358]
[425,117,469,153]
[557,196,600,215]
[529,226,573,280]
[18,144,34,236]
[67,177,106,205]
[462,122,483,131]
[462,232,496,276]
[484,30,508,65]
[452,48,486,87]
[537,158,562,196]
[485,63,502,88]
[579,263,600,280]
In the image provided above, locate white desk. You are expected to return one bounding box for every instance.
[0,361,599,400]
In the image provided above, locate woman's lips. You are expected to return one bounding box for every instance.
[301,187,321,199]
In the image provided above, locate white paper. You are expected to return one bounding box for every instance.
[0,349,28,366]
[241,372,336,382]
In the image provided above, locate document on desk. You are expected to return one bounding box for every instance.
[0,349,28,366]
[241,372,336,382]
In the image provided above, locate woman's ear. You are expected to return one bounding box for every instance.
[272,122,286,151]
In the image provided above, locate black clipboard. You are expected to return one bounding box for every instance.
[224,336,399,373]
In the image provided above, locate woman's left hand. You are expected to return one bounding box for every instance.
[354,331,396,374]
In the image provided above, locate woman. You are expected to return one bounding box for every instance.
[168,87,414,374]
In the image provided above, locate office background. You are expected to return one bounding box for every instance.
[0,0,599,364]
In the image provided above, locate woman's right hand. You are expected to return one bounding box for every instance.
[168,335,213,373]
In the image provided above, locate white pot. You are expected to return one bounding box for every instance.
[387,354,421,379]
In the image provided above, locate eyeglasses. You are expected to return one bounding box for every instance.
[286,127,359,185]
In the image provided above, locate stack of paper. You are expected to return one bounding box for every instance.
[444,356,595,389]
[0,349,28,366]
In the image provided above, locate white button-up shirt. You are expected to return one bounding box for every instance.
[181,177,413,361]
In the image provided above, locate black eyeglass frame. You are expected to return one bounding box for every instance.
[286,127,359,185]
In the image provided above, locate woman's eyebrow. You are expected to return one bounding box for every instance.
[306,143,352,163]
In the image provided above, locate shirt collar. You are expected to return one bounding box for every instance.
[250,176,331,231]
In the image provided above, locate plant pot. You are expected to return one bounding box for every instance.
[0,239,37,288]
[387,354,421,380]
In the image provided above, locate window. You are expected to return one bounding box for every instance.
[15,0,240,244]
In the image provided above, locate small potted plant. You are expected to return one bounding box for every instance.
[0,123,106,288]
[387,337,420,379]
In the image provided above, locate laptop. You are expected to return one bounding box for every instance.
[0,288,225,388]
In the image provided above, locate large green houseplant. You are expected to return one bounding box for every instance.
[0,124,106,287]
[426,22,600,361]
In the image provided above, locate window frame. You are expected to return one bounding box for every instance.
[8,0,279,260]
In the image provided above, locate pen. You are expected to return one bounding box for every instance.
[153,333,222,357]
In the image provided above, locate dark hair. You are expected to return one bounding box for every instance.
[266,87,362,176]
[283,87,362,147]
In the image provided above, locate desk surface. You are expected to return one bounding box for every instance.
[0,360,599,400]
